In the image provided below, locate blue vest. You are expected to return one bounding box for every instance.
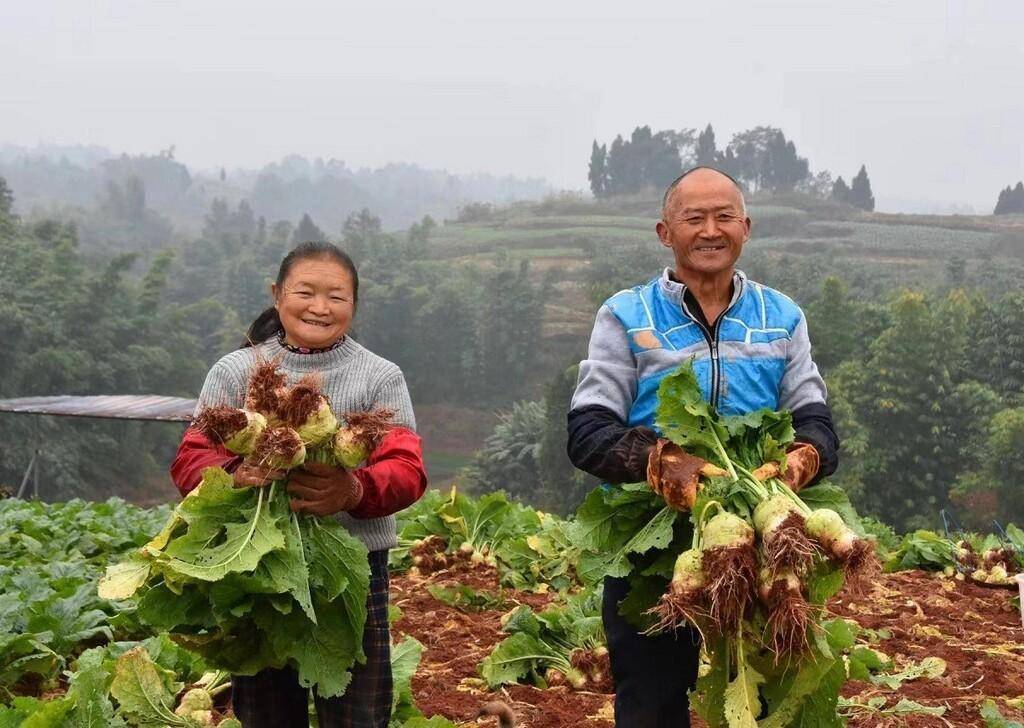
[603,272,803,426]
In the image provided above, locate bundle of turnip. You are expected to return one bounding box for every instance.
[99,359,394,698]
[570,360,877,727]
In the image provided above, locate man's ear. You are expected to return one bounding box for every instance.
[656,220,672,248]
[742,216,752,244]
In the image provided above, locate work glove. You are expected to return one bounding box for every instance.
[750,442,820,493]
[647,438,728,511]
[232,462,286,488]
[286,461,364,516]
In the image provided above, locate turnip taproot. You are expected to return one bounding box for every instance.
[805,508,877,580]
[701,512,758,630]
[758,566,811,659]
[753,495,818,575]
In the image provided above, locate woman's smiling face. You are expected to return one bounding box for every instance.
[271,256,356,349]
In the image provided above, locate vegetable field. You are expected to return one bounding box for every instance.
[3,489,1023,727]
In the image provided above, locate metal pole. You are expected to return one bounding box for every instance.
[32,449,40,499]
[16,452,36,499]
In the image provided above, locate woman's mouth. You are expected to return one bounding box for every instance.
[302,319,332,328]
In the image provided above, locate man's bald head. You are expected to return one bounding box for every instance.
[662,166,746,220]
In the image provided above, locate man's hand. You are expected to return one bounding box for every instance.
[286,461,364,516]
[751,443,820,492]
[233,462,286,489]
[647,439,725,511]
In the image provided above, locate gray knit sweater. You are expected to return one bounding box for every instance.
[193,337,416,552]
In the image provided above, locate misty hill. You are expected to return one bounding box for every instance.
[0,143,550,251]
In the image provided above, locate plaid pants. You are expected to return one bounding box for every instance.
[232,549,393,728]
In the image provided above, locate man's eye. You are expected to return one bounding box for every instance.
[331,296,347,303]
[684,218,704,225]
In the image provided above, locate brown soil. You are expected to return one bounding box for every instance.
[393,568,1024,727]
[831,570,1024,728]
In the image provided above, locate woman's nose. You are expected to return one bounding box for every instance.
[308,297,331,314]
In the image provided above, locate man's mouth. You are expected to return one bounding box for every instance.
[695,244,726,252]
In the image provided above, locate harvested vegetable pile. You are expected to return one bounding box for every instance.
[98,359,394,698]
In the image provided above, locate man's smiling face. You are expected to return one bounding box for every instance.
[272,256,355,349]
[656,169,751,279]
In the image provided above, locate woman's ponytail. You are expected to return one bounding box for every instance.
[242,306,282,348]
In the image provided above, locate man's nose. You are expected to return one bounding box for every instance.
[699,217,720,237]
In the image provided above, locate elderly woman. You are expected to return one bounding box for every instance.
[170,241,427,728]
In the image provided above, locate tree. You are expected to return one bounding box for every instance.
[0,176,13,218]
[588,141,609,198]
[847,165,875,211]
[968,291,1024,400]
[797,170,834,199]
[476,259,545,399]
[994,182,1024,215]
[724,127,809,193]
[293,212,325,244]
[342,208,387,262]
[0,176,15,238]
[834,290,984,530]
[600,126,683,196]
[953,407,1024,526]
[407,214,436,250]
[830,176,851,204]
[805,276,863,373]
[535,364,597,514]
[695,124,718,166]
[465,400,546,500]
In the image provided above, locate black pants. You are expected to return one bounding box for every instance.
[603,576,701,728]
[232,550,393,728]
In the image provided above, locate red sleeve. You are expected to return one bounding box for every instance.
[349,427,428,519]
[170,427,244,496]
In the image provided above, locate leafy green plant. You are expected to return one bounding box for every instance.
[426,585,511,613]
[99,467,370,698]
[480,589,608,691]
[981,699,1024,728]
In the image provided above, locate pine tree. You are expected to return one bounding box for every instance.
[831,176,850,203]
[293,212,325,244]
[994,185,1011,214]
[588,141,609,198]
[695,124,718,166]
[848,165,875,211]
[1014,182,1024,213]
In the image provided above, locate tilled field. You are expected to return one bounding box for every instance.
[391,568,1024,728]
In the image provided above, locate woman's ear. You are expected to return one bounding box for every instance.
[270,282,279,308]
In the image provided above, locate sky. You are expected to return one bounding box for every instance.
[2,0,1023,213]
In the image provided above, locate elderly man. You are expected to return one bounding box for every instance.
[566,167,839,727]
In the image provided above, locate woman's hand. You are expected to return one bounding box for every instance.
[233,462,287,488]
[286,461,364,516]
